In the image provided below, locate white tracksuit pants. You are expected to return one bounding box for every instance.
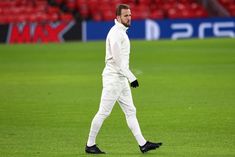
[87,75,146,146]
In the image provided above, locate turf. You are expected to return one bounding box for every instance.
[0,38,235,157]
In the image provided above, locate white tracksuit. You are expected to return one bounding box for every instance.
[87,19,146,147]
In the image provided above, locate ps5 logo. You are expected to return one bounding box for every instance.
[198,22,234,39]
[145,19,235,40]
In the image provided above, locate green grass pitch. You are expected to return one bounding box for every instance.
[0,38,235,157]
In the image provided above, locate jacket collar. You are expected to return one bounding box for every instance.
[114,19,128,31]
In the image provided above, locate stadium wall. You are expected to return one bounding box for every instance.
[0,18,234,44]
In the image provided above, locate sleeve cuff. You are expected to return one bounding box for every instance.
[128,72,137,83]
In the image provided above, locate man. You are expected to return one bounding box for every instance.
[85,4,162,154]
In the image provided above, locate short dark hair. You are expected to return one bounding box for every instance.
[116,4,130,16]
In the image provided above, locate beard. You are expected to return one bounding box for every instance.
[121,19,131,27]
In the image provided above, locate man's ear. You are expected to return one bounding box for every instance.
[116,16,121,22]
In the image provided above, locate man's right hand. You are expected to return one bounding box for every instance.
[130,80,139,88]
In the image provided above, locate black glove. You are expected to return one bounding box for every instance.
[130,80,139,88]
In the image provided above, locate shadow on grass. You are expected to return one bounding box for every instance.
[77,152,165,156]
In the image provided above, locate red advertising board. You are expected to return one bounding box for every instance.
[0,21,82,44]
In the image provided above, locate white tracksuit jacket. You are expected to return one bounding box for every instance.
[102,19,136,83]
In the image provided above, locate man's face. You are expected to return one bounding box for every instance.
[118,9,131,27]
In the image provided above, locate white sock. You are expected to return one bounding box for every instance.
[126,115,146,146]
[135,134,146,146]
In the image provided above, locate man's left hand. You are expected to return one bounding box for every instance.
[130,80,139,88]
